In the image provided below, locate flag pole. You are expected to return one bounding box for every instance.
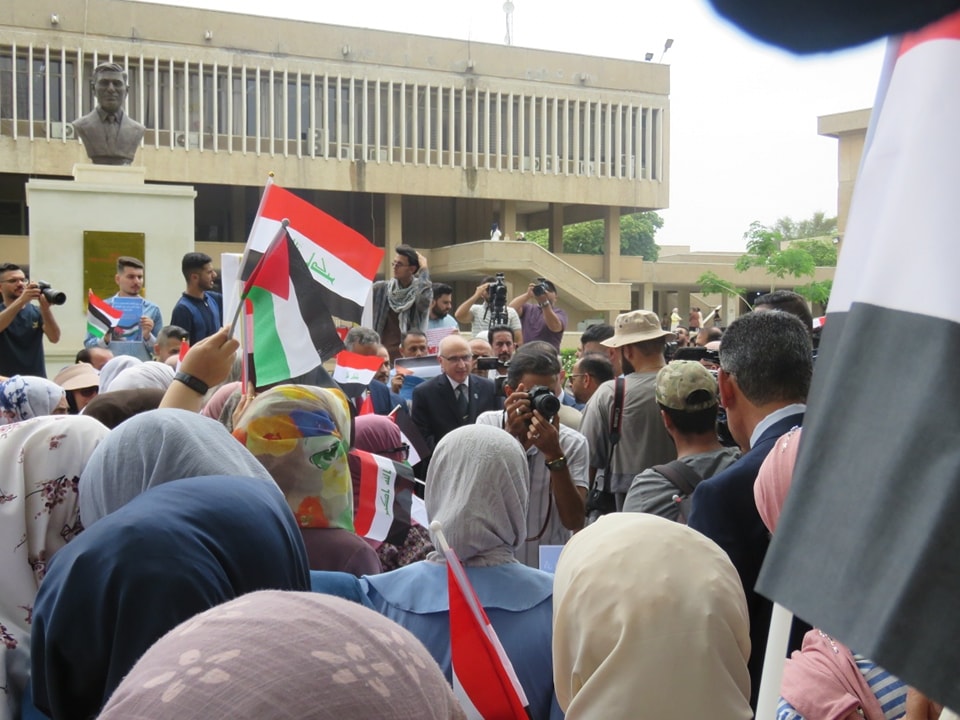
[228,218,289,339]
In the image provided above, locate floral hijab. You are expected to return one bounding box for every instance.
[0,375,66,423]
[234,385,353,531]
[0,415,110,720]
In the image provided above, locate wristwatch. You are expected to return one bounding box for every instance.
[539,300,551,308]
[544,455,567,471]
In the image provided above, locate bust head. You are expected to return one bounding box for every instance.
[93,63,128,115]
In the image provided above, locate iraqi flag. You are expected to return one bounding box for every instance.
[431,523,529,720]
[756,12,960,709]
[349,449,415,545]
[333,350,384,399]
[241,181,383,324]
[86,290,122,339]
[243,230,345,387]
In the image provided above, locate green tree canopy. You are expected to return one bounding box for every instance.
[525,211,663,260]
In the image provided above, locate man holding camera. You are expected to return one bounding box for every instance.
[476,343,588,567]
[509,278,568,350]
[0,263,61,377]
[454,275,523,344]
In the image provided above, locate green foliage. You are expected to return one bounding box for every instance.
[519,212,663,260]
[560,348,578,375]
[736,214,838,304]
[696,271,751,309]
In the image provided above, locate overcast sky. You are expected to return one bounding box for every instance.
[147,0,885,252]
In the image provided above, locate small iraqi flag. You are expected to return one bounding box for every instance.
[86,290,122,339]
[349,449,415,545]
[333,350,384,399]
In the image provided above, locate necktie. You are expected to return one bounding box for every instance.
[456,384,469,420]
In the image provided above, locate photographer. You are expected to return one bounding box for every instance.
[453,275,522,344]
[476,344,588,568]
[0,263,61,378]
[509,278,568,350]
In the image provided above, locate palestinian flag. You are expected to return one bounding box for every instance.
[333,350,384,399]
[86,290,122,339]
[243,230,345,387]
[757,12,960,709]
[241,181,383,324]
[349,449,415,545]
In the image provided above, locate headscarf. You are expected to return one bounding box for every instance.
[106,360,175,392]
[0,415,109,720]
[425,425,528,567]
[755,426,802,533]
[79,408,273,527]
[354,414,404,461]
[98,590,465,720]
[31,475,311,720]
[0,376,65,422]
[553,513,752,719]
[80,388,165,429]
[233,385,353,531]
[200,381,241,421]
[97,355,141,393]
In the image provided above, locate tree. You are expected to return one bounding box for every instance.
[696,271,751,308]
[523,212,663,260]
[733,217,838,303]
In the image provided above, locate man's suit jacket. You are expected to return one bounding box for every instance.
[368,380,405,416]
[687,412,804,710]
[410,374,498,453]
[73,109,146,165]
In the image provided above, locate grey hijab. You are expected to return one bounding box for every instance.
[425,424,528,567]
[78,408,274,527]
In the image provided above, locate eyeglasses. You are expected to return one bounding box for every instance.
[568,373,589,380]
[0,277,25,284]
[371,443,409,460]
[441,354,472,364]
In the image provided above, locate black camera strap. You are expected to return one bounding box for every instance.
[600,376,626,495]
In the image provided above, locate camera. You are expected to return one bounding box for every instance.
[486,272,509,327]
[527,385,560,419]
[532,277,550,298]
[36,281,66,305]
[474,356,505,372]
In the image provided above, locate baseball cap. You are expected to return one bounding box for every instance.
[656,360,718,411]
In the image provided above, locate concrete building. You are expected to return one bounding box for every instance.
[1,0,836,367]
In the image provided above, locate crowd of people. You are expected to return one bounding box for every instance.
[0,243,954,719]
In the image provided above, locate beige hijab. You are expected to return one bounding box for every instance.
[553,513,752,719]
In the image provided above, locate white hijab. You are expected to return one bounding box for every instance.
[0,375,65,423]
[425,424,528,567]
[97,355,142,393]
[553,513,752,719]
[79,408,274,527]
[0,415,110,720]
[107,361,175,392]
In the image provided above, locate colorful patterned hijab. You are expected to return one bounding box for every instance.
[98,591,465,720]
[234,385,354,531]
[0,375,66,423]
[0,415,110,720]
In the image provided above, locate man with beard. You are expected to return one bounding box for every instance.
[368,245,432,362]
[171,253,222,345]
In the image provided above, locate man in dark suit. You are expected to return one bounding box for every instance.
[73,63,146,165]
[411,333,498,456]
[687,310,813,711]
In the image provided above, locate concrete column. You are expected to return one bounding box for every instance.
[679,290,692,323]
[720,291,734,327]
[639,282,654,311]
[383,193,403,277]
[602,205,620,282]
[497,199,517,241]
[549,203,564,254]
[229,186,246,243]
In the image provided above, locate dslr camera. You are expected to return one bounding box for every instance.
[527,385,560,420]
[36,281,66,305]
[531,277,550,298]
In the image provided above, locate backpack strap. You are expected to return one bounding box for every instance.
[652,460,703,497]
[601,377,626,494]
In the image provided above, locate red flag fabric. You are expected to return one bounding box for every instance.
[333,350,384,398]
[443,542,529,720]
[358,393,375,416]
[350,449,415,544]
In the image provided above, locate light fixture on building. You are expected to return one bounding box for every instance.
[577,72,589,84]
[204,30,213,41]
[342,44,351,57]
[658,38,674,62]
[644,52,654,61]
[50,14,60,25]
[466,58,475,72]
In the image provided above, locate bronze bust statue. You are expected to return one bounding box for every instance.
[73,63,146,166]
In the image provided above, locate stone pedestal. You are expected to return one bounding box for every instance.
[26,165,196,374]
